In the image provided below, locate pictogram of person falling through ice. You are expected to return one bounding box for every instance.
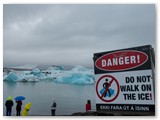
[100,79,115,98]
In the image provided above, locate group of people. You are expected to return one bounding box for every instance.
[5,96,91,116]
[50,99,91,116]
[5,96,31,116]
[51,99,92,115]
[5,96,57,116]
[50,98,92,116]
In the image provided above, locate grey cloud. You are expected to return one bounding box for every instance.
[3,4,155,68]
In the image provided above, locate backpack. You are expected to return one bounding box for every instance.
[53,103,56,107]
[52,103,56,108]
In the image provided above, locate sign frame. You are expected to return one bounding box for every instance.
[93,45,155,115]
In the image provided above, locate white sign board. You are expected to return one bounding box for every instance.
[94,45,155,113]
[95,70,154,112]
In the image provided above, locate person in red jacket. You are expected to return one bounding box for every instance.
[85,100,91,111]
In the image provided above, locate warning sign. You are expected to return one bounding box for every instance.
[93,45,155,113]
[94,45,153,74]
[96,70,154,104]
[96,75,120,102]
[95,50,148,71]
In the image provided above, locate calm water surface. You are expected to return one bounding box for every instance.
[3,81,96,116]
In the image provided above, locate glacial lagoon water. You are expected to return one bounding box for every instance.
[3,81,96,116]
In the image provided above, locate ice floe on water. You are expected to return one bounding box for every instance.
[3,65,95,85]
[55,72,94,85]
[3,72,19,81]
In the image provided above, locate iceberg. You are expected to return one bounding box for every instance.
[47,65,64,71]
[3,72,19,81]
[55,72,94,85]
[31,68,41,76]
[27,77,39,82]
[3,71,39,82]
[58,65,65,70]
[18,77,39,82]
[55,66,95,85]
[3,65,95,85]
[22,71,32,75]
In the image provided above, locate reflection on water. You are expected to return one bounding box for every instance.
[3,81,96,116]
[3,81,17,91]
[19,81,37,86]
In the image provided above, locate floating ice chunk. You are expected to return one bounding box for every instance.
[59,65,65,70]
[31,68,41,76]
[27,77,39,82]
[3,65,95,84]
[3,70,40,82]
[22,71,32,75]
[3,72,19,81]
[55,73,95,85]
[47,65,64,71]
[17,77,39,82]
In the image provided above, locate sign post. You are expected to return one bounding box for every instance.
[93,45,155,115]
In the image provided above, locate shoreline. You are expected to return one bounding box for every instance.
[3,111,155,116]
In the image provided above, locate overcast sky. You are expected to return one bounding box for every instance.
[3,4,156,68]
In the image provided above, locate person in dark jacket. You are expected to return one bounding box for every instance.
[85,100,91,111]
[51,98,57,116]
[103,79,111,97]
[16,100,22,116]
[5,96,14,116]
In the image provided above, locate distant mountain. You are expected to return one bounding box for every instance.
[4,64,37,70]
[36,64,73,70]
[4,64,93,71]
[36,65,51,70]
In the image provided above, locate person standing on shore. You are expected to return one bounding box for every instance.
[16,100,22,116]
[85,100,91,112]
[51,98,57,116]
[22,102,32,116]
[5,96,14,116]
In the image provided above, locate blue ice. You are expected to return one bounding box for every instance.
[99,88,115,97]
[3,72,19,81]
